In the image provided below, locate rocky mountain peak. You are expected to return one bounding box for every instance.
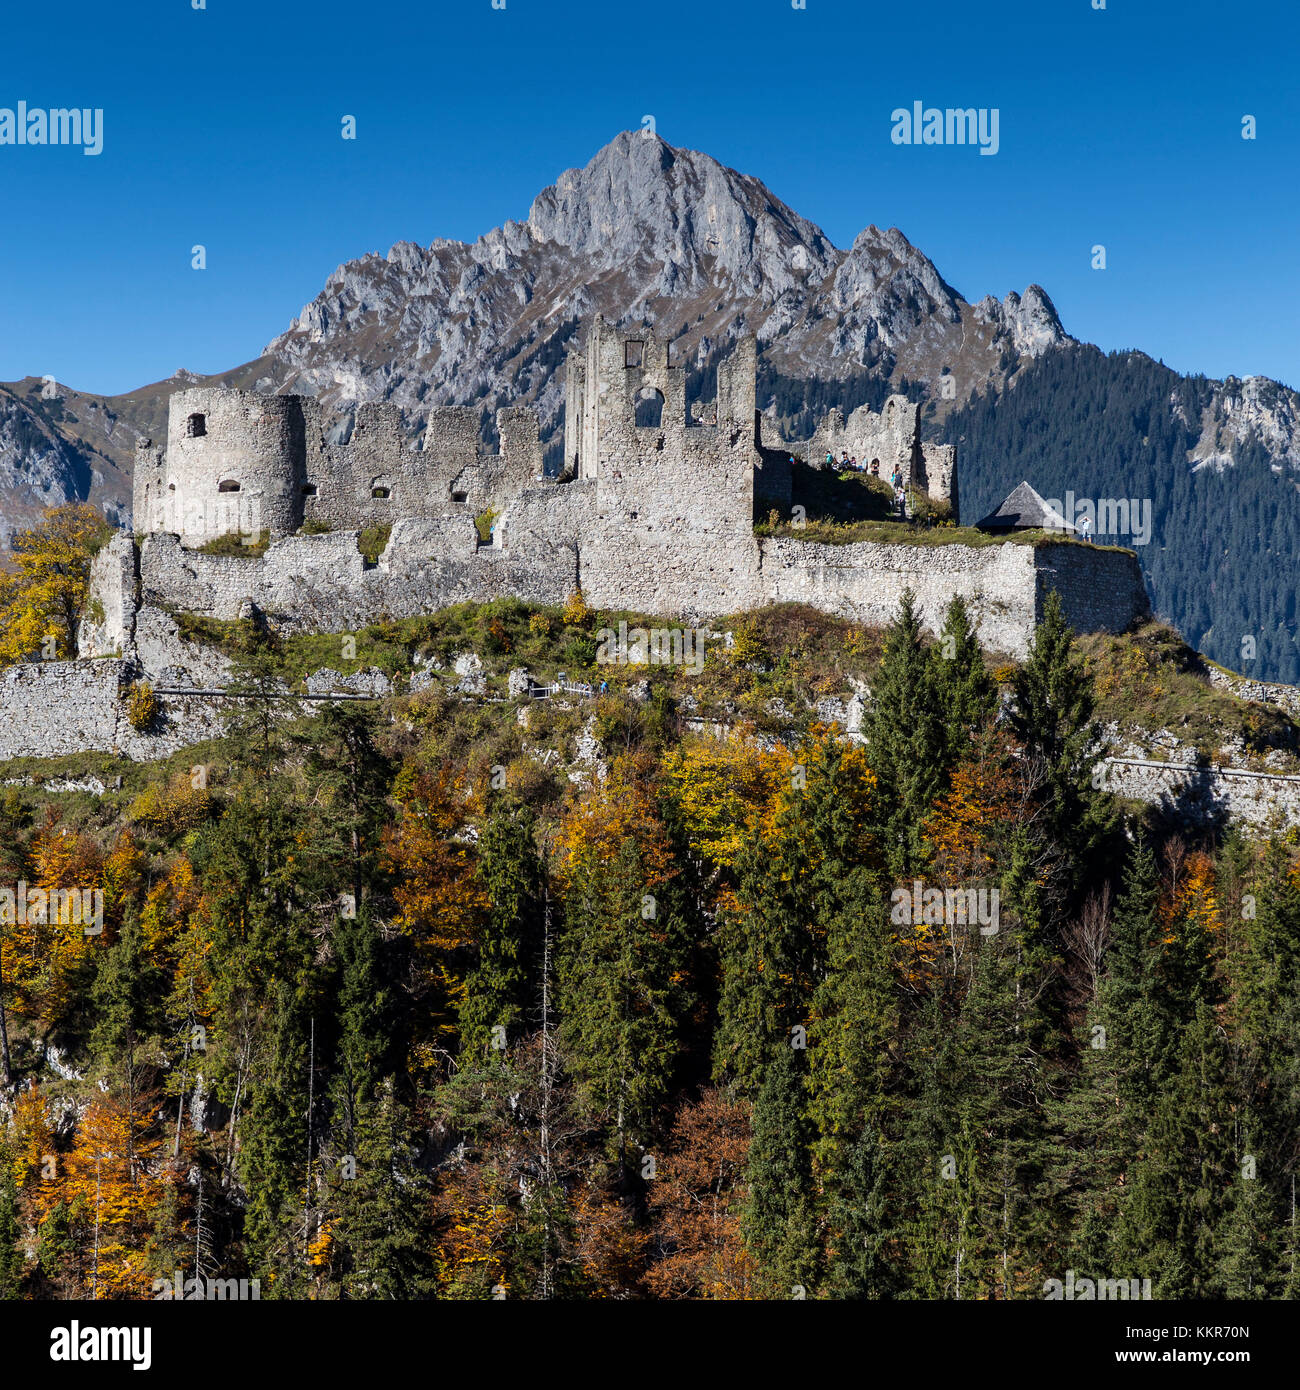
[972,285,1068,357]
[526,131,840,302]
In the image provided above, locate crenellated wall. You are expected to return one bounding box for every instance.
[134,320,956,563]
[119,320,1143,681]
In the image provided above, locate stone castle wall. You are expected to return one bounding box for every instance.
[1033,541,1150,633]
[137,520,576,632]
[1099,757,1300,831]
[131,510,1147,663]
[567,322,760,539]
[133,390,544,545]
[0,657,226,764]
[761,536,1039,655]
[788,396,956,504]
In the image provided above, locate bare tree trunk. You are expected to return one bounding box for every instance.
[225,1035,250,1177]
[304,1015,316,1253]
[173,1041,189,1161]
[91,1157,102,1300]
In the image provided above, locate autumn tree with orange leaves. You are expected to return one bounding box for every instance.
[646,1088,754,1299]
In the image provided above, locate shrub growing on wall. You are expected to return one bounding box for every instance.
[125,681,158,732]
[357,524,392,564]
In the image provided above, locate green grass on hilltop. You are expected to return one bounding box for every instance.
[195,529,270,558]
[1077,620,1300,765]
[756,515,1133,551]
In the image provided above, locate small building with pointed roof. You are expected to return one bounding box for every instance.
[975,481,1075,534]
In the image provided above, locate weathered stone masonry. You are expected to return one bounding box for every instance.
[123,318,1147,651]
[2,318,1158,769]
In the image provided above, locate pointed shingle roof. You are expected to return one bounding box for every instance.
[975,481,1075,533]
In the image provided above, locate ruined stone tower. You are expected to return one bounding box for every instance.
[133,388,310,543]
[561,318,759,534]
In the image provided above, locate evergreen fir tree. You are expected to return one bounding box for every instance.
[329,1083,435,1299]
[558,837,685,1169]
[862,590,947,877]
[1115,1002,1236,1297]
[741,1042,819,1297]
[824,1120,897,1299]
[0,1141,22,1299]
[332,906,392,1146]
[713,807,815,1094]
[90,907,164,1073]
[239,976,315,1291]
[933,594,997,769]
[460,802,544,1060]
[1216,1141,1277,1299]
[296,700,393,913]
[1008,591,1112,879]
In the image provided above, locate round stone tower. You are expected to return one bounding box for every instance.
[162,388,308,543]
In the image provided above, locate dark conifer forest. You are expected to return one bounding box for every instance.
[938,345,1300,684]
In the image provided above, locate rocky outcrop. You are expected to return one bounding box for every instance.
[1190,375,1300,473]
[259,133,1053,422]
[525,131,840,302]
[971,286,1066,359]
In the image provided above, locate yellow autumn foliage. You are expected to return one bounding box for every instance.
[562,589,591,626]
[39,1089,170,1299]
[0,503,113,665]
[661,736,791,870]
[129,772,213,837]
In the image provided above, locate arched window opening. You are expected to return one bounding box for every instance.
[187,413,207,438]
[371,485,391,500]
[218,479,240,493]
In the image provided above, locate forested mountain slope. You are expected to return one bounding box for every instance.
[938,346,1300,683]
[1,594,1298,1300]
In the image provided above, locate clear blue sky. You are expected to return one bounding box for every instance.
[1,0,1295,395]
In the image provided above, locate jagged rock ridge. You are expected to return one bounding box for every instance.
[1,130,1296,547]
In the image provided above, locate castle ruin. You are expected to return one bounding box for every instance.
[115,317,1146,660]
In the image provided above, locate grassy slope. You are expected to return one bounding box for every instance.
[8,605,1298,858]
